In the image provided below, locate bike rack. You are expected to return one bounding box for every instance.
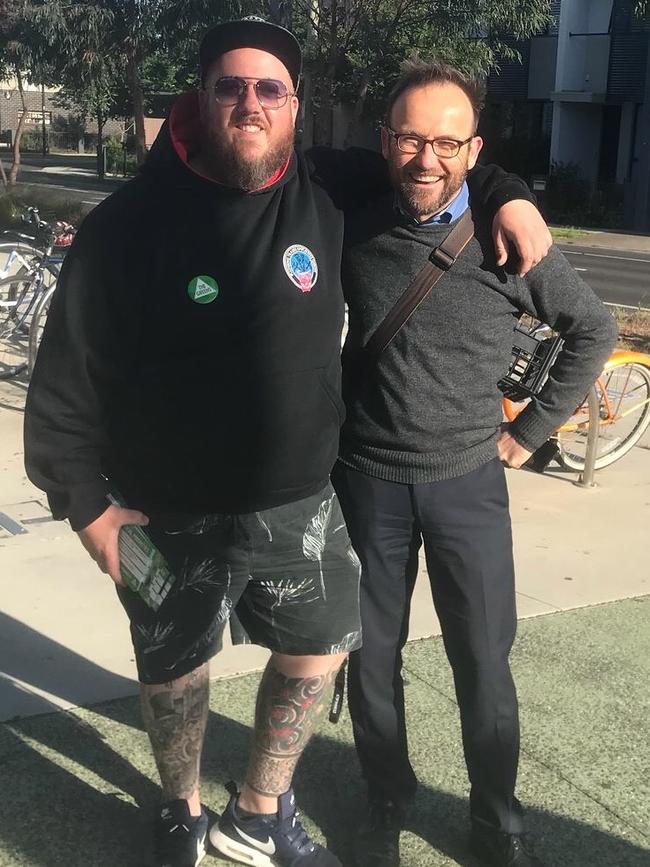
[574,386,599,489]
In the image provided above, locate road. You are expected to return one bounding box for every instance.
[558,245,650,310]
[5,153,123,211]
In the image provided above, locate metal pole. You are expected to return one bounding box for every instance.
[574,386,600,488]
[41,81,47,157]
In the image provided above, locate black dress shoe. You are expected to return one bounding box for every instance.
[471,824,543,866]
[355,800,404,867]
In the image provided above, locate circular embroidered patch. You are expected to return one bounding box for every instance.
[187,275,219,304]
[283,245,318,293]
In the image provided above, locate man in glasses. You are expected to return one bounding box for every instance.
[332,60,616,867]
[25,16,553,867]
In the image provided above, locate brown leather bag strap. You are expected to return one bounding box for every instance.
[364,208,475,361]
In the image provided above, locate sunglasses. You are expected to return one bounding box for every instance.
[212,76,294,110]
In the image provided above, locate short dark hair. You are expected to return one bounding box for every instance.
[385,59,485,132]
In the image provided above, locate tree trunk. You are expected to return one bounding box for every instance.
[312,76,334,146]
[312,0,341,146]
[127,52,147,166]
[269,0,292,28]
[8,66,28,187]
[343,72,372,149]
[96,96,105,180]
[0,155,7,188]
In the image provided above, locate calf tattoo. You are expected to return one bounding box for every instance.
[245,664,338,797]
[141,663,209,800]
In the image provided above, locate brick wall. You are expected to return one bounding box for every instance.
[0,86,125,144]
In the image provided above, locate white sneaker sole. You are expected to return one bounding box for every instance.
[195,835,207,866]
[209,827,275,867]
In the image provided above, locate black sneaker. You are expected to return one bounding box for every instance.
[354,800,403,867]
[210,782,342,866]
[154,799,208,867]
[471,824,543,867]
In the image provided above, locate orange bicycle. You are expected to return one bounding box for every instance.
[501,324,650,473]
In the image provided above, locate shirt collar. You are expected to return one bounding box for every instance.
[395,181,469,226]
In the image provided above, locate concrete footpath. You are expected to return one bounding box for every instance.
[553,226,650,255]
[1,373,649,866]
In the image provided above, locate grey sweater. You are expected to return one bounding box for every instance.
[339,194,618,483]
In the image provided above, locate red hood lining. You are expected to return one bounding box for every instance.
[168,91,290,191]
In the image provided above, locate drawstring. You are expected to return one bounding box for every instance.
[329,659,347,723]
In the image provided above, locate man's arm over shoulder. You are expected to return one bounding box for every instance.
[467,163,535,213]
[506,248,618,452]
[467,164,552,275]
[24,196,140,531]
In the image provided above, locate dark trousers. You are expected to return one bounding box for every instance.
[332,458,523,834]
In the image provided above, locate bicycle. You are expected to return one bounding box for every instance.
[0,206,69,277]
[501,321,650,473]
[0,209,75,379]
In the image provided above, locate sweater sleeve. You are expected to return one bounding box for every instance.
[24,212,137,531]
[505,246,618,452]
[466,163,536,217]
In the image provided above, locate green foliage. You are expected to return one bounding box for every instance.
[0,189,86,230]
[17,129,45,152]
[3,0,554,151]
[287,0,552,143]
[0,191,18,227]
[544,162,624,230]
[546,162,590,215]
[103,135,137,175]
[51,113,86,139]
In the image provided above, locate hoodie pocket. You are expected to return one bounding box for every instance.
[318,366,346,424]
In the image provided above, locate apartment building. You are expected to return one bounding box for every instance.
[486,0,650,230]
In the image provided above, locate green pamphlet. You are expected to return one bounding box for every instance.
[107,494,176,611]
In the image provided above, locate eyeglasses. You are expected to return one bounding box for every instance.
[385,128,474,158]
[212,76,294,110]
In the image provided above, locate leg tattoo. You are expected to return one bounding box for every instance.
[245,663,338,798]
[141,663,209,801]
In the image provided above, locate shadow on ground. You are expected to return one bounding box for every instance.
[2,600,649,866]
[1,700,649,867]
[0,613,138,720]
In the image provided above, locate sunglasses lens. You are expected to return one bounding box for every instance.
[256,79,287,107]
[214,77,243,103]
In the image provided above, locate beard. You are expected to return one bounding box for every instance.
[201,120,295,191]
[390,161,467,220]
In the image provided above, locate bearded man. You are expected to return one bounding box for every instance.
[24,19,553,867]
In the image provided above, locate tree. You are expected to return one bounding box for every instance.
[0,1,111,185]
[288,0,552,146]
[34,1,117,166]
[0,1,43,186]
[98,0,260,165]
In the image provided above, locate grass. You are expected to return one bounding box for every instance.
[549,225,589,242]
[610,306,650,353]
[0,187,86,231]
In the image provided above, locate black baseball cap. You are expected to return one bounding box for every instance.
[199,16,302,87]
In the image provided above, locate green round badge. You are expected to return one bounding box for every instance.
[187,275,219,304]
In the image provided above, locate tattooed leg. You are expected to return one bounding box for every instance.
[238,652,347,814]
[140,662,209,816]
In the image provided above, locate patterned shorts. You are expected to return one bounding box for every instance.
[116,483,362,684]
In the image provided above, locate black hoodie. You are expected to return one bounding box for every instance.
[24,92,533,530]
